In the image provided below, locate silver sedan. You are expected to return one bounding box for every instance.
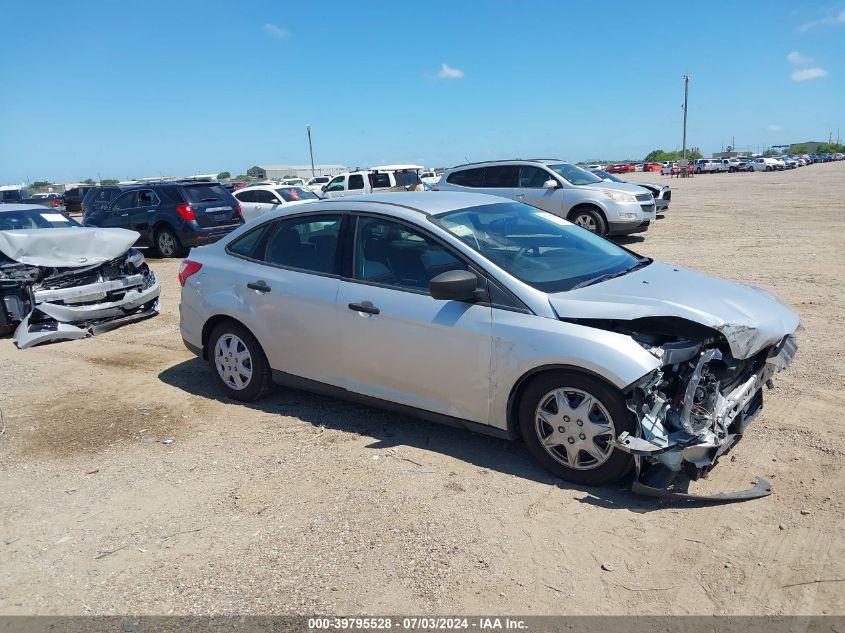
[178,193,798,495]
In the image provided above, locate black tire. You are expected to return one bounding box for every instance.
[154,227,184,258]
[518,370,635,486]
[207,320,272,402]
[567,207,607,236]
[0,324,15,337]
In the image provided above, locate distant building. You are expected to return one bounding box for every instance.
[247,164,348,180]
[711,151,751,158]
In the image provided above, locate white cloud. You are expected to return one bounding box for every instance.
[799,9,845,32]
[436,63,464,79]
[791,67,828,81]
[766,124,783,132]
[262,23,289,39]
[786,51,813,65]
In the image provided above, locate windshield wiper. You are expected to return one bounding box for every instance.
[570,257,652,290]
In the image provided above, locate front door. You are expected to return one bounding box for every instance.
[336,214,493,424]
[323,175,347,199]
[513,165,564,214]
[103,191,138,231]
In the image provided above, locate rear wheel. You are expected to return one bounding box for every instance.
[568,208,607,236]
[519,371,634,486]
[208,320,272,402]
[155,227,183,258]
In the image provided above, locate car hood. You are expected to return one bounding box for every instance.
[580,181,650,196]
[548,262,800,359]
[0,227,139,268]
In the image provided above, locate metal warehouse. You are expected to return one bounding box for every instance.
[247,164,348,180]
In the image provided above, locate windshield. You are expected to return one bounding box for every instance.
[432,202,643,293]
[547,163,603,186]
[275,187,319,202]
[0,209,80,230]
[590,169,624,183]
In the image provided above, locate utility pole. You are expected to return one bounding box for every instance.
[682,75,691,159]
[306,125,316,178]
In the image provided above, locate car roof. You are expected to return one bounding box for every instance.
[235,185,303,192]
[447,158,569,171]
[0,204,54,213]
[315,191,510,216]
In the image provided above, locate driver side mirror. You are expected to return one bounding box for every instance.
[542,179,558,189]
[429,270,484,302]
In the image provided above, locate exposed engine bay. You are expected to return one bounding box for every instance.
[0,228,160,348]
[567,316,798,501]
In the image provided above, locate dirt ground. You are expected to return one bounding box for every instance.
[1,163,843,616]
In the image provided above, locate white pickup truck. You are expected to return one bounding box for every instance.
[694,159,722,174]
[321,165,424,198]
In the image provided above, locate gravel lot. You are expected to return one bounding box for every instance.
[1,163,843,615]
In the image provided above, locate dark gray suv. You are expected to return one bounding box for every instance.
[83,181,243,257]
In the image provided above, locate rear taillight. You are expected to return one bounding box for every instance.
[51,199,59,207]
[178,259,202,286]
[176,204,195,221]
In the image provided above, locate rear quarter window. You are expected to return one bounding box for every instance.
[446,168,484,187]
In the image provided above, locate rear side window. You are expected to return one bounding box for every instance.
[446,168,484,187]
[370,173,391,189]
[482,165,518,188]
[262,214,343,274]
[181,184,231,204]
[235,190,257,203]
[348,174,365,190]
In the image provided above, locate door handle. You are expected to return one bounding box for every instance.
[247,280,271,293]
[515,194,525,199]
[348,301,380,315]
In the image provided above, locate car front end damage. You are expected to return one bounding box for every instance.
[549,262,801,501]
[613,320,797,501]
[0,228,160,348]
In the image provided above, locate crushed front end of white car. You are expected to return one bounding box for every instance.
[551,262,800,501]
[0,227,160,348]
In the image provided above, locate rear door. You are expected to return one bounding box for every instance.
[180,183,239,227]
[225,213,345,384]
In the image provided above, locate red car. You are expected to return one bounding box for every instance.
[605,164,632,174]
[643,162,662,172]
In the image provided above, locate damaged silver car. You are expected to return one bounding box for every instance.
[180,193,798,501]
[0,204,160,348]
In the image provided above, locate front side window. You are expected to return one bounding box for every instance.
[111,192,137,211]
[354,216,467,292]
[253,190,278,204]
[326,176,345,192]
[518,166,554,188]
[276,187,318,202]
[262,214,342,274]
[432,202,643,293]
[546,163,603,186]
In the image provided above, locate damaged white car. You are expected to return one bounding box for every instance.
[0,204,160,348]
[180,193,798,501]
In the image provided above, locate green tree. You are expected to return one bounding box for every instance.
[217,171,231,179]
[792,144,808,154]
[762,148,778,156]
[234,174,249,180]
[643,149,703,162]
[83,178,95,185]
[32,180,52,188]
[101,179,119,186]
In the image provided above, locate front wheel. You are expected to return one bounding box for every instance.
[519,371,634,486]
[208,320,272,402]
[568,208,607,236]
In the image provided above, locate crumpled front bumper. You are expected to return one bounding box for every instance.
[13,270,161,349]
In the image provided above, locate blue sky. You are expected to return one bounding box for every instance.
[1,0,843,183]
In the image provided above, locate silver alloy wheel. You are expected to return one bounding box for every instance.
[158,231,177,257]
[534,387,615,470]
[214,333,253,390]
[572,213,598,232]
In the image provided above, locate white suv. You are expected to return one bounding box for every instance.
[435,159,655,237]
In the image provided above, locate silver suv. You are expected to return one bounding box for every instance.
[435,159,655,236]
